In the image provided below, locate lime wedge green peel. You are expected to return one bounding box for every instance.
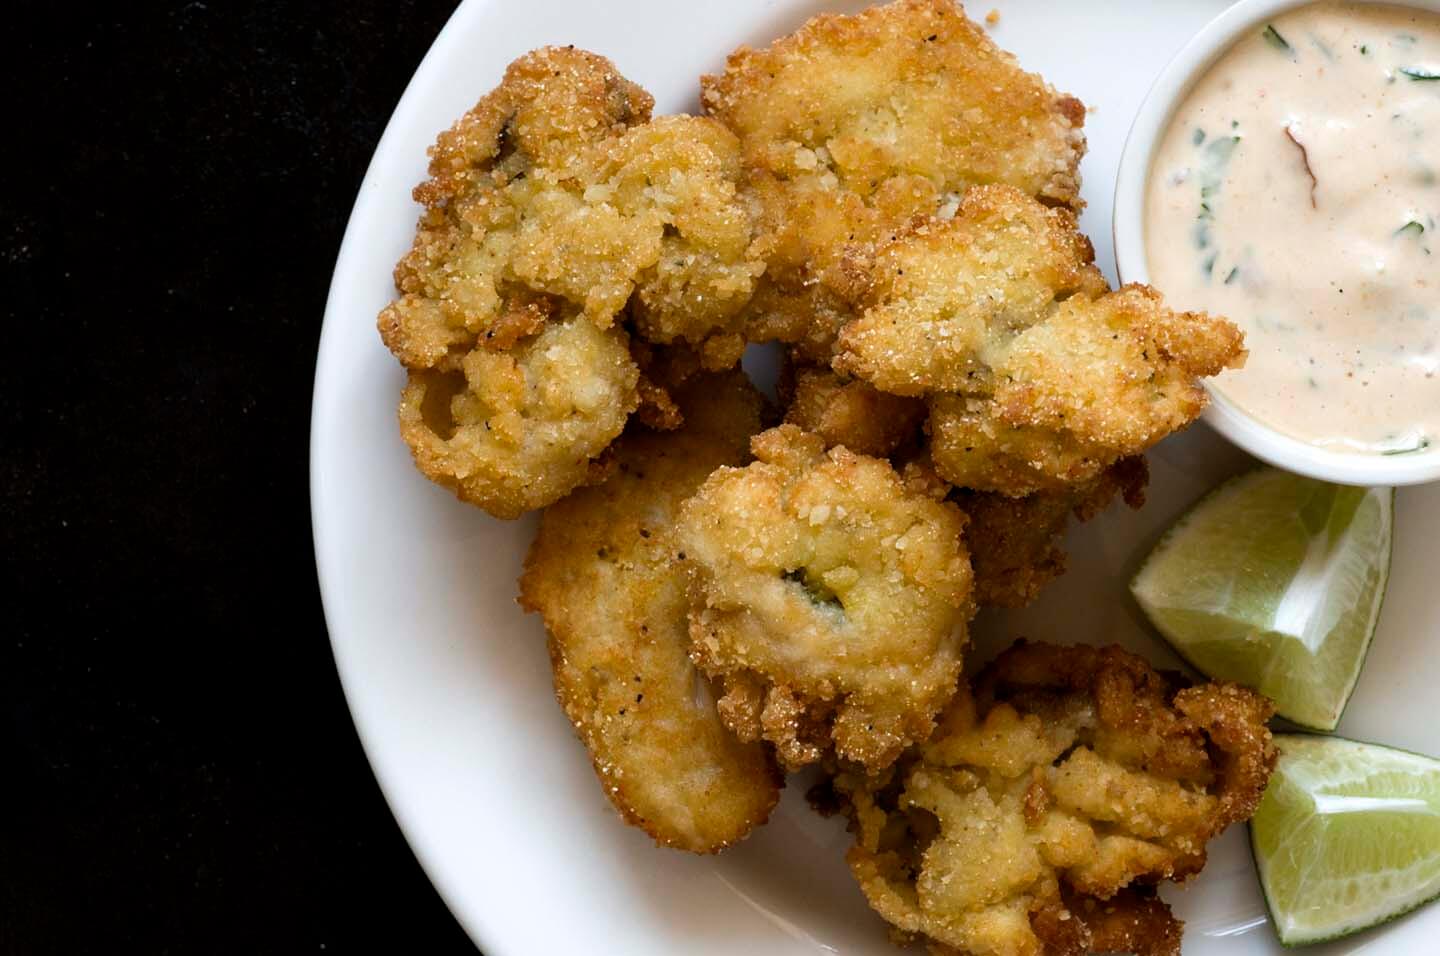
[1252,734,1440,945]
[1130,468,1392,730]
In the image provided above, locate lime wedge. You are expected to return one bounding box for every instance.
[1251,734,1440,945]
[1131,468,1391,730]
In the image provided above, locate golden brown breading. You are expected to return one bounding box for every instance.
[834,187,1107,396]
[829,185,1242,496]
[381,47,763,366]
[425,47,652,193]
[677,425,974,772]
[780,364,927,458]
[1029,889,1183,956]
[703,0,1086,206]
[379,47,653,371]
[832,641,1275,956]
[961,457,1148,608]
[518,372,781,853]
[611,118,766,363]
[702,0,1088,358]
[378,46,770,515]
[501,113,765,362]
[927,284,1245,495]
[926,890,1184,956]
[397,314,638,519]
[629,339,703,431]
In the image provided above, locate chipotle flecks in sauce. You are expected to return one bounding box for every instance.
[1146,2,1440,455]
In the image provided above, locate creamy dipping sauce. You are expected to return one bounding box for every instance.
[1146,2,1440,455]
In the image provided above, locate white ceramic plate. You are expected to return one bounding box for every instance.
[310,1,1440,953]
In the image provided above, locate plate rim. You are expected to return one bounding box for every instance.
[307,2,1440,953]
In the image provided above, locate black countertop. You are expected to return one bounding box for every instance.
[5,2,475,952]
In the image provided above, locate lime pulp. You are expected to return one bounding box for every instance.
[1251,734,1440,945]
[1131,468,1392,731]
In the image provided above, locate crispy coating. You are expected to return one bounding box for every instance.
[629,339,705,431]
[380,47,763,366]
[611,118,766,363]
[927,284,1245,494]
[397,314,638,519]
[379,47,653,370]
[378,46,770,514]
[702,0,1088,358]
[425,47,652,191]
[834,186,1107,396]
[503,113,765,362]
[833,641,1275,956]
[830,185,1242,495]
[961,457,1148,608]
[518,373,781,852]
[1028,889,1183,956]
[678,425,974,772]
[781,364,927,458]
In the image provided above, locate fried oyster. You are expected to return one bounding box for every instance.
[774,364,1148,608]
[677,425,975,772]
[379,46,766,517]
[398,313,637,518]
[834,187,1107,397]
[780,363,928,459]
[829,641,1276,956]
[701,0,1088,358]
[834,185,1245,496]
[519,372,781,852]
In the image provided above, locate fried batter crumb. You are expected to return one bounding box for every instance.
[397,314,638,519]
[832,184,1243,496]
[380,47,654,372]
[833,640,1275,956]
[702,0,1088,358]
[835,185,1107,397]
[986,8,1001,26]
[780,363,927,458]
[384,47,763,358]
[927,283,1245,495]
[379,46,770,516]
[519,372,781,852]
[678,425,975,771]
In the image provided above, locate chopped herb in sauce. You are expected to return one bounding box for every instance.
[1224,267,1241,284]
[1193,128,1206,145]
[1400,65,1440,80]
[1263,24,1292,52]
[1208,135,1241,161]
[1192,135,1241,258]
[1396,220,1426,237]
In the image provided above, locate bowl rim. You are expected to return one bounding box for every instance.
[1112,0,1440,487]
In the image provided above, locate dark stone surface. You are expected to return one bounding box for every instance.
[3,2,476,952]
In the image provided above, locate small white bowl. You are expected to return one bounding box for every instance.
[1113,0,1440,487]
